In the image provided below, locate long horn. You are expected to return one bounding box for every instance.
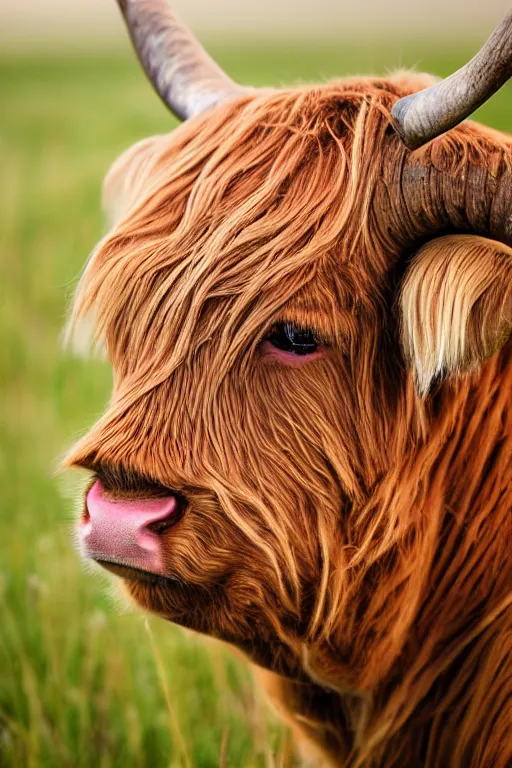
[391,9,512,150]
[117,0,245,120]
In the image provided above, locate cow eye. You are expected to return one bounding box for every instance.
[266,322,320,356]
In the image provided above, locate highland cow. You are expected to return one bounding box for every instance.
[68,2,512,766]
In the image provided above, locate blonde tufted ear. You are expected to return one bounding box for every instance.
[64,133,171,355]
[102,134,169,227]
[400,235,512,395]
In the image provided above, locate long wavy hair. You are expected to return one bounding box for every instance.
[67,74,512,766]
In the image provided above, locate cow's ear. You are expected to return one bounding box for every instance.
[399,234,512,395]
[102,135,168,227]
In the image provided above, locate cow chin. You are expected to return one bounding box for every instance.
[120,571,218,633]
[114,567,299,677]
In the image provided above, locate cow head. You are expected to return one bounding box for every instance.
[67,2,512,686]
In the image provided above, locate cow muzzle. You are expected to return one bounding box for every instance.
[79,480,178,577]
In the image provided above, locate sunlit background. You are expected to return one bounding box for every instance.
[1,2,511,766]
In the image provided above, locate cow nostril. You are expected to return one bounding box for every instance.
[147,496,185,535]
[148,516,176,535]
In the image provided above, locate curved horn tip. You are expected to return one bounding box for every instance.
[390,9,512,150]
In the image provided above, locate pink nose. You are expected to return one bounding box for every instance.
[80,480,177,575]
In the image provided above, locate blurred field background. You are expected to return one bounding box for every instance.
[1,2,512,766]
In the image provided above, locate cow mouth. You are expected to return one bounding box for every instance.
[79,478,187,580]
[94,557,170,585]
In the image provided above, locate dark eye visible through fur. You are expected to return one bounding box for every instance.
[266,323,321,356]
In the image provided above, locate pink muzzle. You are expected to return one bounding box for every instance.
[80,480,177,575]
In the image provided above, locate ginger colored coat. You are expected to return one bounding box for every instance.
[68,74,512,766]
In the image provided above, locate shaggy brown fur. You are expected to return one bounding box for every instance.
[66,73,512,766]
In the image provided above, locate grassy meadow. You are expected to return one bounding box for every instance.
[1,38,511,767]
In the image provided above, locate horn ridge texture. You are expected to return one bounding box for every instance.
[117,0,245,120]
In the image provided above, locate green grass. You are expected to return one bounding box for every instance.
[0,39,510,767]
